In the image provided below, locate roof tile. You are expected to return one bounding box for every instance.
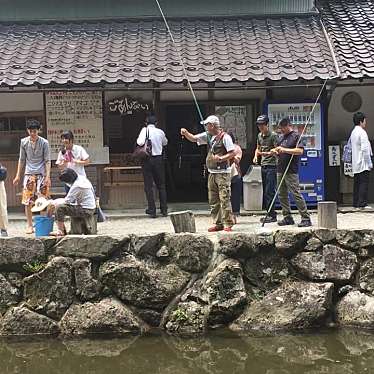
[0,17,335,86]
[318,0,374,78]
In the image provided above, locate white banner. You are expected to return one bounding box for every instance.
[46,91,107,163]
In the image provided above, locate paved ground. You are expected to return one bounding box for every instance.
[5,204,374,237]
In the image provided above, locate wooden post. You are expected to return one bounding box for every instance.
[169,211,196,233]
[318,201,337,229]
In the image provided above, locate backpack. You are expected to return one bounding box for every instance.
[0,165,7,181]
[342,137,352,163]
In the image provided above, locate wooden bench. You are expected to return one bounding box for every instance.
[102,166,147,209]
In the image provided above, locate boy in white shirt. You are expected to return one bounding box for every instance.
[56,130,90,192]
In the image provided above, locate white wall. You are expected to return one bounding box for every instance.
[160,90,209,102]
[104,90,153,103]
[0,92,43,112]
[328,83,374,142]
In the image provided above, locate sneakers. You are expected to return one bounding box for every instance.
[277,217,295,226]
[298,219,312,227]
[145,209,157,218]
[260,216,277,224]
[360,206,373,210]
[0,229,8,237]
[208,226,224,232]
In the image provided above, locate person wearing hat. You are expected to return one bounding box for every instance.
[13,120,51,234]
[31,196,53,215]
[253,114,279,223]
[136,114,168,218]
[270,117,312,227]
[181,115,235,232]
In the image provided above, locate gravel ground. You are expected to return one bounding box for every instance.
[5,211,374,238]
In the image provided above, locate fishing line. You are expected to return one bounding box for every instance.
[155,0,330,226]
[154,0,204,122]
[260,78,329,228]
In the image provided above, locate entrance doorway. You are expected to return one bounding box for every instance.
[164,104,208,202]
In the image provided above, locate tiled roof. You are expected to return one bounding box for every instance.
[318,0,374,79]
[0,17,336,87]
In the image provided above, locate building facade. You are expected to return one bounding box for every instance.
[0,0,372,207]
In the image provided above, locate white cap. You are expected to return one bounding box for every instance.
[31,197,52,213]
[200,115,220,126]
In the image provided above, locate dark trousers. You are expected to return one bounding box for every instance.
[353,170,370,208]
[231,175,242,215]
[262,166,277,218]
[142,156,168,214]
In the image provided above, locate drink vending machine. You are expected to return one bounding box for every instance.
[265,102,325,206]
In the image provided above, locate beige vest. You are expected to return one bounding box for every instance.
[206,132,229,171]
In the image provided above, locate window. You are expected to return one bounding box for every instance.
[0,113,43,155]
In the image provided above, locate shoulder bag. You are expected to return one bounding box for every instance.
[133,127,152,161]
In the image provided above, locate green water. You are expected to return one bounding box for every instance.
[1,329,373,374]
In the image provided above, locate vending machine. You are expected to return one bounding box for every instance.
[265,101,325,206]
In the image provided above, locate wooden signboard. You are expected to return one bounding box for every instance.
[46,91,109,164]
[215,105,248,149]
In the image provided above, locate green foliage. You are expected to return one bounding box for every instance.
[250,289,265,301]
[171,308,189,323]
[23,261,46,274]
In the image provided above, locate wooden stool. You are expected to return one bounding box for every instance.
[70,213,98,235]
[318,201,337,229]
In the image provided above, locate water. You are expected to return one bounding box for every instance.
[1,329,374,374]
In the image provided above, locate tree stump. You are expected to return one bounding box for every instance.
[318,201,337,229]
[70,213,98,235]
[169,211,196,233]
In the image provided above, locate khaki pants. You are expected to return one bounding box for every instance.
[0,181,8,230]
[277,173,310,220]
[208,173,233,228]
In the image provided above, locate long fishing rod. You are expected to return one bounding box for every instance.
[261,78,329,228]
[154,0,204,123]
[155,0,331,225]
[155,0,206,171]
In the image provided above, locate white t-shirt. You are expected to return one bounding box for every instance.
[136,124,168,156]
[196,132,235,173]
[350,126,373,174]
[56,144,89,177]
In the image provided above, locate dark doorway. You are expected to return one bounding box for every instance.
[164,104,208,202]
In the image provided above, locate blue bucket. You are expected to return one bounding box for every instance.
[34,216,54,237]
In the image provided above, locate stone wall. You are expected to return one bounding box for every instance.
[0,229,373,337]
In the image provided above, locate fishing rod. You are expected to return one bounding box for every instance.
[154,0,207,171]
[155,0,334,228]
[260,78,329,228]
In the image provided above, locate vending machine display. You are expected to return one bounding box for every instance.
[265,102,325,206]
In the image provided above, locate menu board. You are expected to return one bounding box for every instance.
[46,91,108,163]
[215,105,248,148]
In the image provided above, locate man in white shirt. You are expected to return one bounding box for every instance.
[181,115,235,232]
[56,130,90,192]
[350,112,373,209]
[136,115,168,218]
[50,168,96,236]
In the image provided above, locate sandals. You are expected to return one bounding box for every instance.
[49,229,67,237]
[25,227,34,234]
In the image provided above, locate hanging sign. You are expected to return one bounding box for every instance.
[215,105,248,149]
[108,97,150,116]
[328,145,341,166]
